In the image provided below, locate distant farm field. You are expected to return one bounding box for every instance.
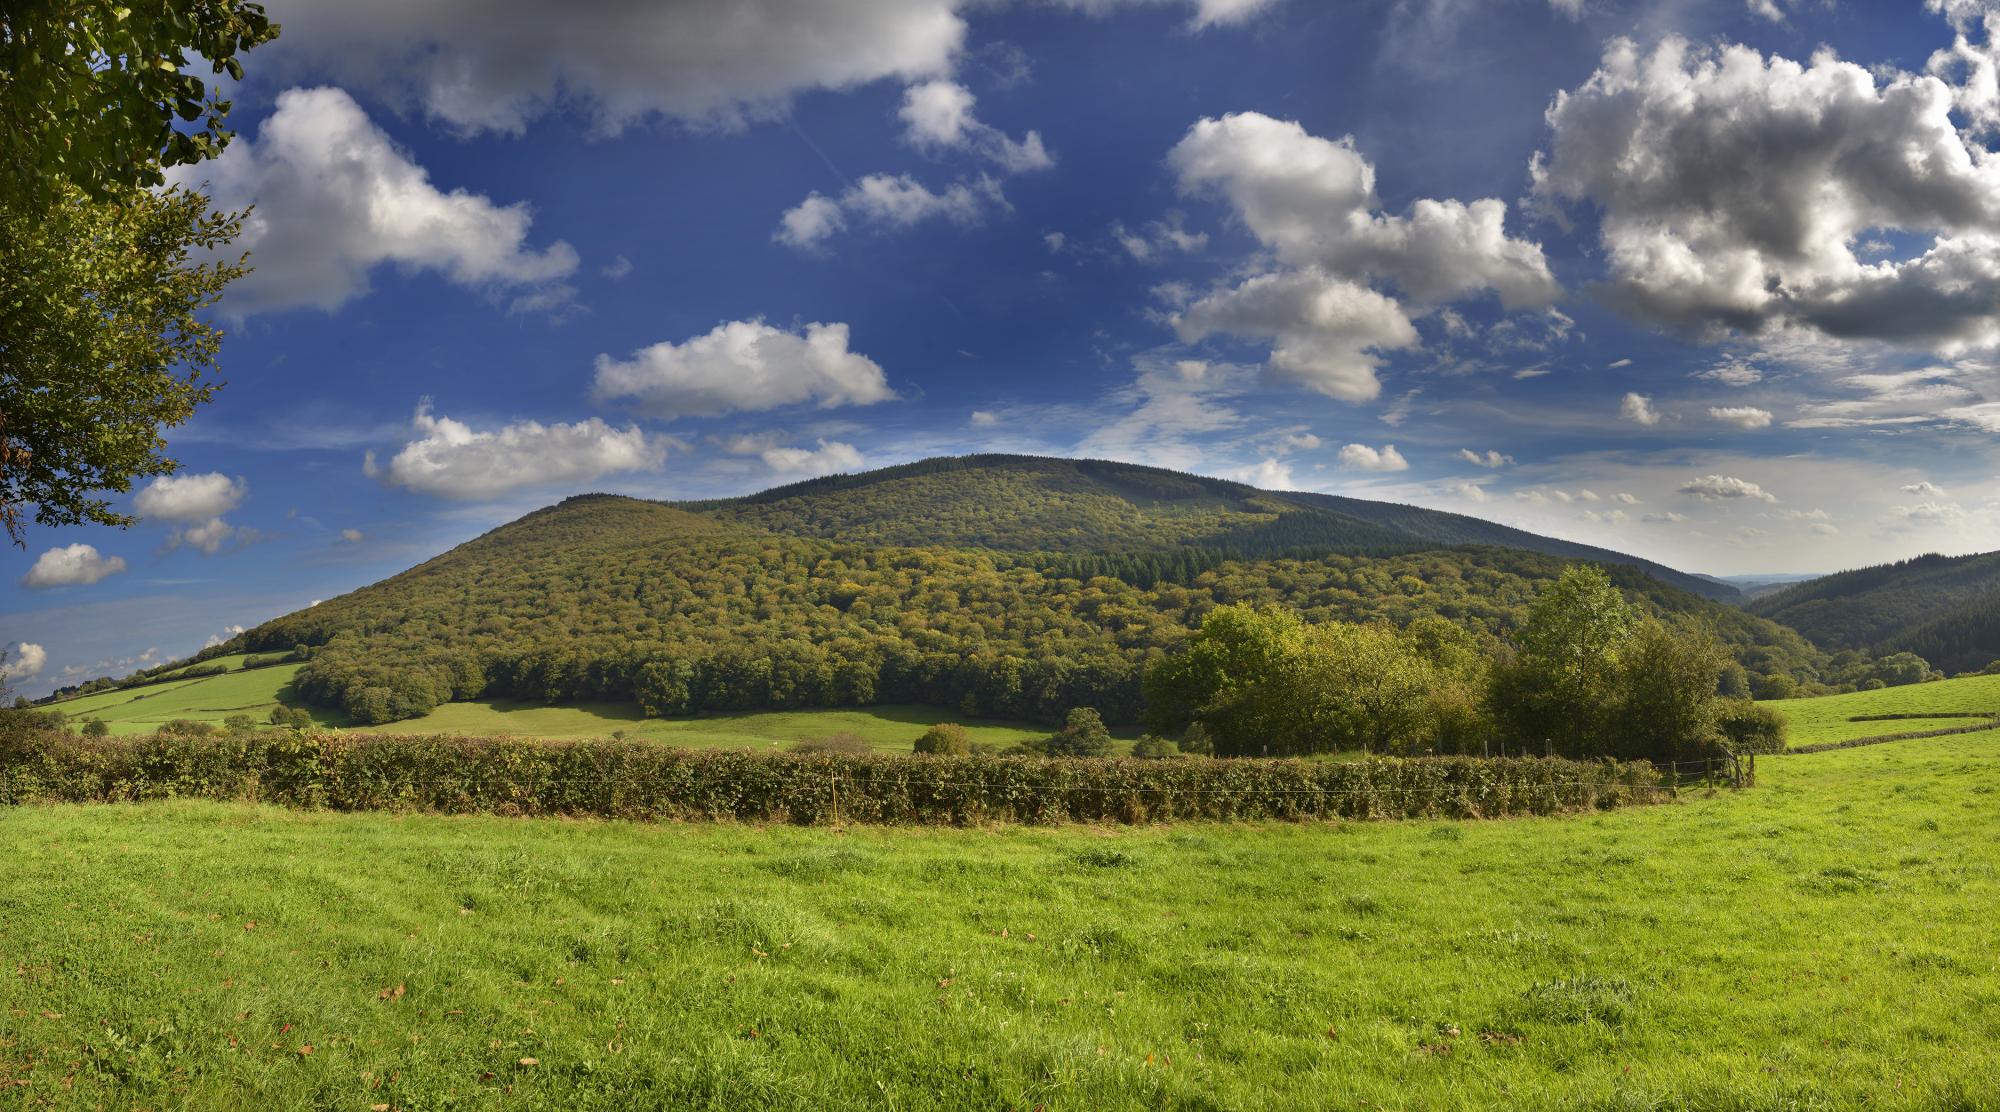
[1,732,1995,1108]
[1769,671,2000,748]
[43,660,1107,750]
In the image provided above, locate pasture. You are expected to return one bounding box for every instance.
[0,731,1995,1108]
[1771,671,2000,748]
[42,660,1097,750]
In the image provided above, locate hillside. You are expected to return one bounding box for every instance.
[685,456,1741,601]
[203,456,1819,728]
[1750,551,2000,672]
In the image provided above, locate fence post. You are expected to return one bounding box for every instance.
[830,772,840,827]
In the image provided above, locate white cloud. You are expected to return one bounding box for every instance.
[775,173,1001,249]
[1112,212,1208,260]
[22,544,128,589]
[1535,34,2000,353]
[970,409,1000,427]
[172,87,577,316]
[1709,406,1774,429]
[593,319,894,419]
[1696,355,1764,386]
[1894,499,1972,528]
[1336,443,1410,472]
[1165,111,1553,402]
[1903,480,1949,496]
[1274,431,1322,453]
[167,517,246,556]
[762,439,865,477]
[1642,511,1688,523]
[373,400,665,500]
[1445,479,1492,503]
[1459,448,1513,468]
[1678,474,1778,502]
[899,79,1052,172]
[1607,357,1633,368]
[601,254,634,280]
[1227,457,1295,489]
[1619,392,1661,426]
[1,642,47,680]
[261,0,968,136]
[339,528,365,543]
[135,473,246,522]
[1171,267,1420,401]
[1043,231,1067,252]
[202,624,248,650]
[1078,356,1252,469]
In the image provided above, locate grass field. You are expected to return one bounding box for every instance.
[42,660,1119,750]
[0,731,1994,1108]
[1771,672,2000,748]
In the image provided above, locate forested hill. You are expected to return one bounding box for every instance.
[209,457,1824,727]
[682,455,1739,602]
[1750,550,2000,673]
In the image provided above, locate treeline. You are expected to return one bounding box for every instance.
[1145,566,1788,764]
[225,496,1829,726]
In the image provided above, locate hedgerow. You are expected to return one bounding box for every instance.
[0,731,1663,825]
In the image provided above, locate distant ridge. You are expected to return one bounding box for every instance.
[681,454,1739,601]
[1751,550,2000,671]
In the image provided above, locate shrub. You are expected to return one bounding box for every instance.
[1178,722,1214,756]
[1715,699,1788,754]
[1046,707,1114,757]
[81,718,110,738]
[1131,736,1178,759]
[0,730,1665,826]
[268,706,312,729]
[790,732,872,755]
[157,719,216,739]
[913,723,972,756]
[222,714,258,733]
[180,662,229,679]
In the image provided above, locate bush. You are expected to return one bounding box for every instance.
[180,662,229,679]
[1046,707,1114,757]
[1715,699,1788,754]
[0,729,1667,825]
[1178,722,1214,756]
[222,714,258,733]
[790,732,872,755]
[81,718,110,738]
[157,719,216,739]
[1130,736,1177,759]
[268,706,313,729]
[913,723,972,756]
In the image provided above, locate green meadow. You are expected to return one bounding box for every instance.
[2,730,1996,1109]
[44,660,1120,750]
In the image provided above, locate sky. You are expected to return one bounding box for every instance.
[10,0,2000,695]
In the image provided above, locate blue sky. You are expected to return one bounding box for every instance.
[9,0,2000,694]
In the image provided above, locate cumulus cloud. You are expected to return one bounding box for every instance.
[1903,480,1949,496]
[970,409,1000,426]
[592,319,894,420]
[263,0,1265,137]
[1165,111,1554,401]
[1535,34,2000,353]
[1619,392,1661,426]
[371,400,664,500]
[1,642,47,680]
[775,173,1002,249]
[1336,443,1410,472]
[135,473,246,522]
[899,79,1052,172]
[1172,268,1420,402]
[1459,448,1513,468]
[167,518,250,556]
[1678,474,1778,501]
[22,543,128,589]
[1710,406,1774,429]
[1227,457,1295,489]
[261,0,967,136]
[339,528,365,543]
[172,87,577,316]
[761,439,865,477]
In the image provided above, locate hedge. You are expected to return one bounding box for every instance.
[0,731,1665,826]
